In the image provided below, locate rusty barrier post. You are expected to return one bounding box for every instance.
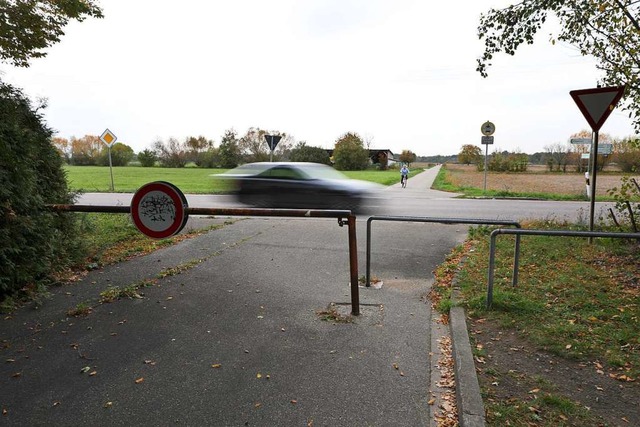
[347,214,360,316]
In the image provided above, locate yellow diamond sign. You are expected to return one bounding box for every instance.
[100,128,117,147]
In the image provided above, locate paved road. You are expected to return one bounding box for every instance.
[2,166,469,426]
[0,166,603,425]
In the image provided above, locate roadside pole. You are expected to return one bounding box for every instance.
[570,85,625,242]
[589,130,599,241]
[100,128,118,191]
[107,145,114,191]
[481,121,495,192]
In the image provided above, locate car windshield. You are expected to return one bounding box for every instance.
[221,163,348,181]
[299,164,348,180]
[225,163,272,176]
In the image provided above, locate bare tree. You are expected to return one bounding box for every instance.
[543,143,570,172]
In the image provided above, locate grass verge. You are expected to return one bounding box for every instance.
[432,221,640,425]
[0,213,231,312]
[64,165,232,193]
[452,222,640,376]
[64,165,422,193]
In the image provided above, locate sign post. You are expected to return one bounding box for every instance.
[480,121,495,192]
[264,134,282,162]
[570,85,625,240]
[100,128,118,191]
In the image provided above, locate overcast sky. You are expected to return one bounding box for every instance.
[1,0,636,157]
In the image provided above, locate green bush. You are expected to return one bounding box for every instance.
[96,143,135,166]
[137,149,157,167]
[333,132,369,171]
[289,142,331,164]
[0,81,84,299]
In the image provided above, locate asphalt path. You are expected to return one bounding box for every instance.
[0,166,608,426]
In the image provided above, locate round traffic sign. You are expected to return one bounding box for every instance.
[130,181,188,239]
[481,121,495,136]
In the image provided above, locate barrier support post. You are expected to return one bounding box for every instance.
[348,214,360,315]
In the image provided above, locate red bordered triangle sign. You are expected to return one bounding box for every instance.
[570,85,625,132]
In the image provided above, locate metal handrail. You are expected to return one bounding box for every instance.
[48,205,362,315]
[366,216,521,287]
[487,228,640,307]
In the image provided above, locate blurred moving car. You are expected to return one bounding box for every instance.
[216,162,382,212]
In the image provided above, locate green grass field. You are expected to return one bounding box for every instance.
[64,166,415,193]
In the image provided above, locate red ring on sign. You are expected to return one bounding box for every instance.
[131,181,188,239]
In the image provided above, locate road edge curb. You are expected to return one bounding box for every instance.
[450,286,486,427]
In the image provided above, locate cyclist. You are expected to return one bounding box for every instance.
[400,165,409,188]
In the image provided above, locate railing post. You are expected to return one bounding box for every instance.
[366,217,373,288]
[513,234,521,287]
[348,214,360,315]
[487,230,499,308]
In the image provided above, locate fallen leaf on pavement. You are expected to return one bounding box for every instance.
[135,377,144,384]
[211,364,221,369]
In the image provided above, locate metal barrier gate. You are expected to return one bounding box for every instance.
[366,216,522,288]
[49,205,362,315]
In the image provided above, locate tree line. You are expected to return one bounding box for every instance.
[52,129,418,171]
[455,131,640,173]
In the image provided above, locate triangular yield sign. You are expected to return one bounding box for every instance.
[264,134,282,150]
[570,85,625,132]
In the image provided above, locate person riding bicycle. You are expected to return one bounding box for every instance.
[400,165,409,187]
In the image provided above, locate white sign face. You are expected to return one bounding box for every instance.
[100,128,117,147]
[135,190,177,232]
[481,121,495,136]
[570,86,625,132]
